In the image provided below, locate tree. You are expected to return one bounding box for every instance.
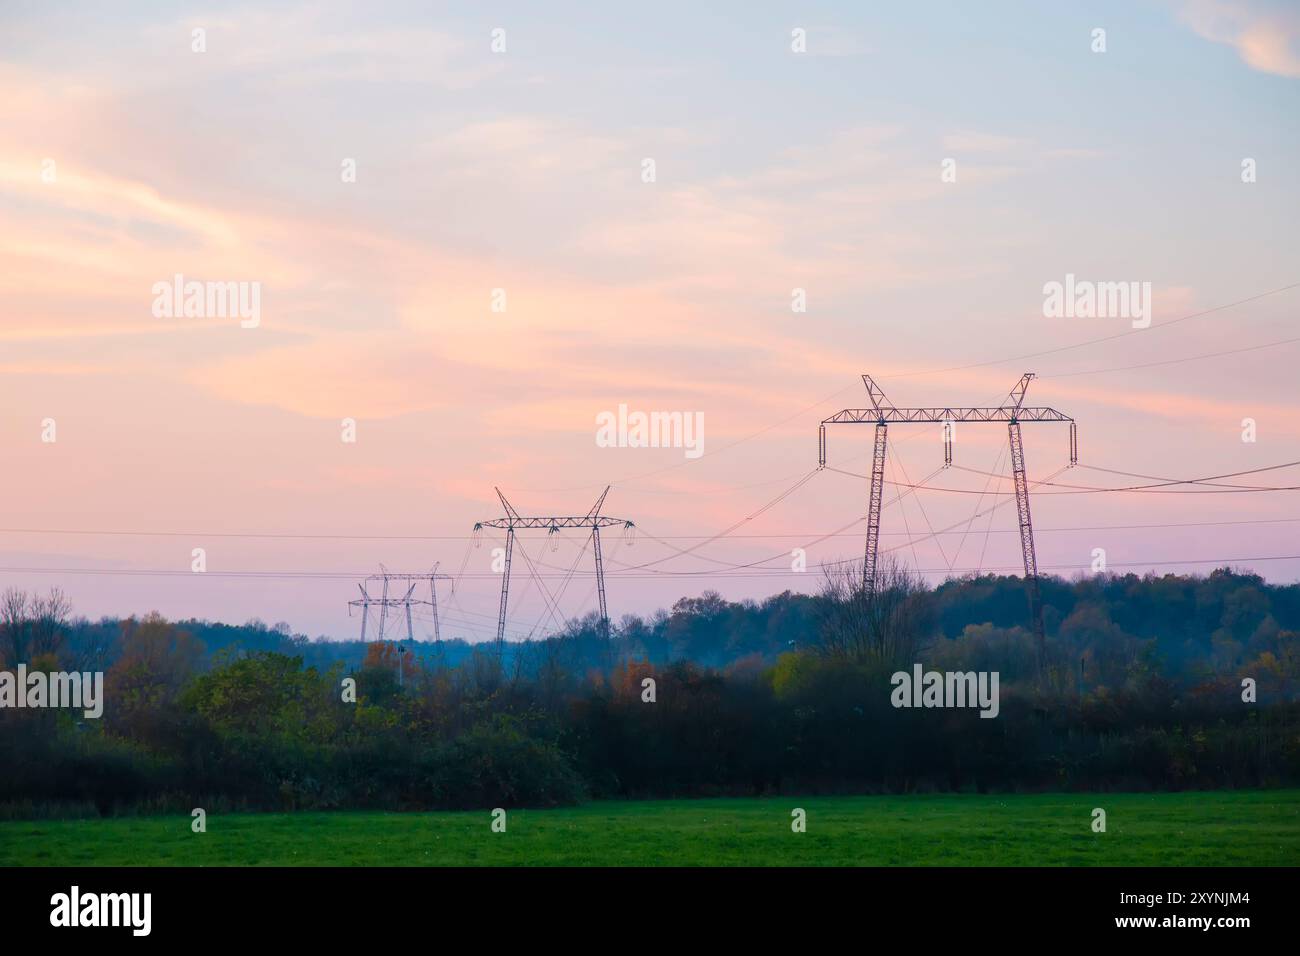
[815,554,933,667]
[29,587,72,659]
[0,587,71,664]
[0,588,29,664]
[105,614,205,741]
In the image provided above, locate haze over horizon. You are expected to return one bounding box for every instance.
[2,1,1298,641]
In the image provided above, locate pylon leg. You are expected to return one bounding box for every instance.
[495,526,514,656]
[592,524,609,640]
[430,575,442,643]
[1008,422,1046,667]
[864,423,887,591]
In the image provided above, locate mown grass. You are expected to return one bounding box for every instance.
[2,790,1296,866]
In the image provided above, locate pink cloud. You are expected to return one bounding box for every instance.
[1178,0,1300,78]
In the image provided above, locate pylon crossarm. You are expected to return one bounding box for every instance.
[362,572,452,582]
[823,406,1072,424]
[478,515,629,529]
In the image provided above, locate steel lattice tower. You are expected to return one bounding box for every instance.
[348,564,452,642]
[819,372,1077,666]
[475,486,633,656]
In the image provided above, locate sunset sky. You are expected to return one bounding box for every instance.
[2,1,1298,642]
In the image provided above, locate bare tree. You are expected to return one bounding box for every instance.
[29,587,71,659]
[816,554,934,667]
[1,588,30,664]
[0,588,74,665]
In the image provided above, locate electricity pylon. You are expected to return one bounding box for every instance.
[819,373,1076,665]
[475,487,633,655]
[348,564,452,642]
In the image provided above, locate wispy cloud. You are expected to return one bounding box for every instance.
[1177,0,1300,78]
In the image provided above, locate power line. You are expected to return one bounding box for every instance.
[5,457,1297,586]
[608,467,822,572]
[15,455,1294,582]
[877,281,1300,380]
[8,515,1300,540]
[946,460,1300,492]
[3,553,1297,580]
[1076,461,1300,485]
[826,460,1300,494]
[1041,334,1300,378]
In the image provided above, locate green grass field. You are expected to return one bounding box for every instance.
[3,791,1297,866]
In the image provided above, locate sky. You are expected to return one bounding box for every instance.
[1,0,1298,643]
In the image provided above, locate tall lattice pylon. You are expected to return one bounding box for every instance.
[819,372,1077,667]
[475,487,633,657]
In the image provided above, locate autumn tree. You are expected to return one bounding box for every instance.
[104,613,205,742]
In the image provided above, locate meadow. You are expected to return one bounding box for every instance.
[3,791,1297,866]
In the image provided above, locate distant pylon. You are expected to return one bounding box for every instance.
[348,564,452,642]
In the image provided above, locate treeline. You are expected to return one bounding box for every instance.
[35,566,1300,679]
[0,567,1298,816]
